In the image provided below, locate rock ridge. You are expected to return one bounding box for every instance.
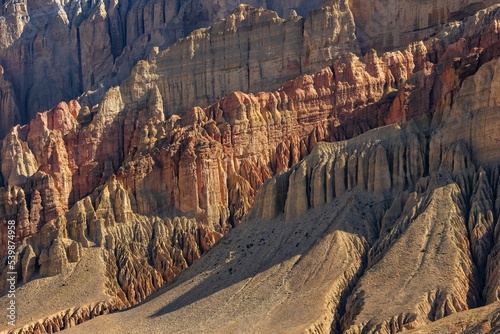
[1,2,500,333]
[0,0,335,138]
[1,0,496,139]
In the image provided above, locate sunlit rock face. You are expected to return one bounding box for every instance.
[1,0,489,137]
[1,1,500,334]
[0,0,348,138]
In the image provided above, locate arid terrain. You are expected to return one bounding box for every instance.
[1,0,500,333]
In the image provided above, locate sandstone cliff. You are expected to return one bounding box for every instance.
[3,1,499,255]
[153,3,358,115]
[0,32,425,257]
[0,66,19,140]
[0,0,354,138]
[350,0,499,52]
[60,53,500,334]
[1,0,495,140]
[0,0,333,138]
[1,2,500,334]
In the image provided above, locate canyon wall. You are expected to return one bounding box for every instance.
[154,3,358,115]
[0,0,331,138]
[0,2,500,334]
[36,48,500,334]
[0,33,431,258]
[1,0,497,139]
[0,66,19,141]
[350,0,499,52]
[229,56,500,334]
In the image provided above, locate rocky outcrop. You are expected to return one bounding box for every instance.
[10,300,121,334]
[1,0,494,140]
[350,0,499,52]
[154,3,358,115]
[0,177,225,333]
[406,302,500,333]
[0,48,413,323]
[56,63,500,332]
[2,2,500,334]
[244,56,500,334]
[0,66,20,138]
[249,124,427,222]
[0,0,333,137]
[0,35,430,257]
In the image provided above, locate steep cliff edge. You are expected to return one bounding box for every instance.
[0,66,19,140]
[0,47,414,332]
[0,28,429,257]
[1,0,497,139]
[2,1,499,256]
[350,0,499,52]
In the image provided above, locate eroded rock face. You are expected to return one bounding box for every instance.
[41,53,500,333]
[350,0,499,52]
[1,2,500,334]
[0,66,20,138]
[0,0,494,141]
[0,38,431,256]
[237,60,500,334]
[0,0,331,138]
[154,4,358,115]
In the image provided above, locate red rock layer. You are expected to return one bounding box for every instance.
[0,0,350,139]
[0,9,499,334]
[2,5,500,256]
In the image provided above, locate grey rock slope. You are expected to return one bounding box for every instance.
[0,0,328,138]
[1,0,497,137]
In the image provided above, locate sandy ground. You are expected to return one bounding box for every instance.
[64,192,381,334]
[0,248,111,333]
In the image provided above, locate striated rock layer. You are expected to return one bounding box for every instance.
[0,0,496,138]
[350,0,499,52]
[153,3,358,115]
[1,2,500,334]
[0,0,332,138]
[0,34,428,256]
[2,2,500,254]
[60,55,500,334]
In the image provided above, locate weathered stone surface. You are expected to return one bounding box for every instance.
[406,302,500,334]
[0,0,350,139]
[0,34,432,257]
[58,117,500,334]
[2,2,500,334]
[0,66,20,138]
[350,0,499,52]
[431,52,500,168]
[155,4,358,115]
[240,59,500,334]
[1,0,490,140]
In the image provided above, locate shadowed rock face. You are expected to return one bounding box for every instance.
[349,0,499,52]
[0,0,344,138]
[0,0,496,138]
[0,36,429,257]
[1,1,500,334]
[28,55,500,334]
[0,1,266,137]
[152,4,359,116]
[0,66,19,138]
